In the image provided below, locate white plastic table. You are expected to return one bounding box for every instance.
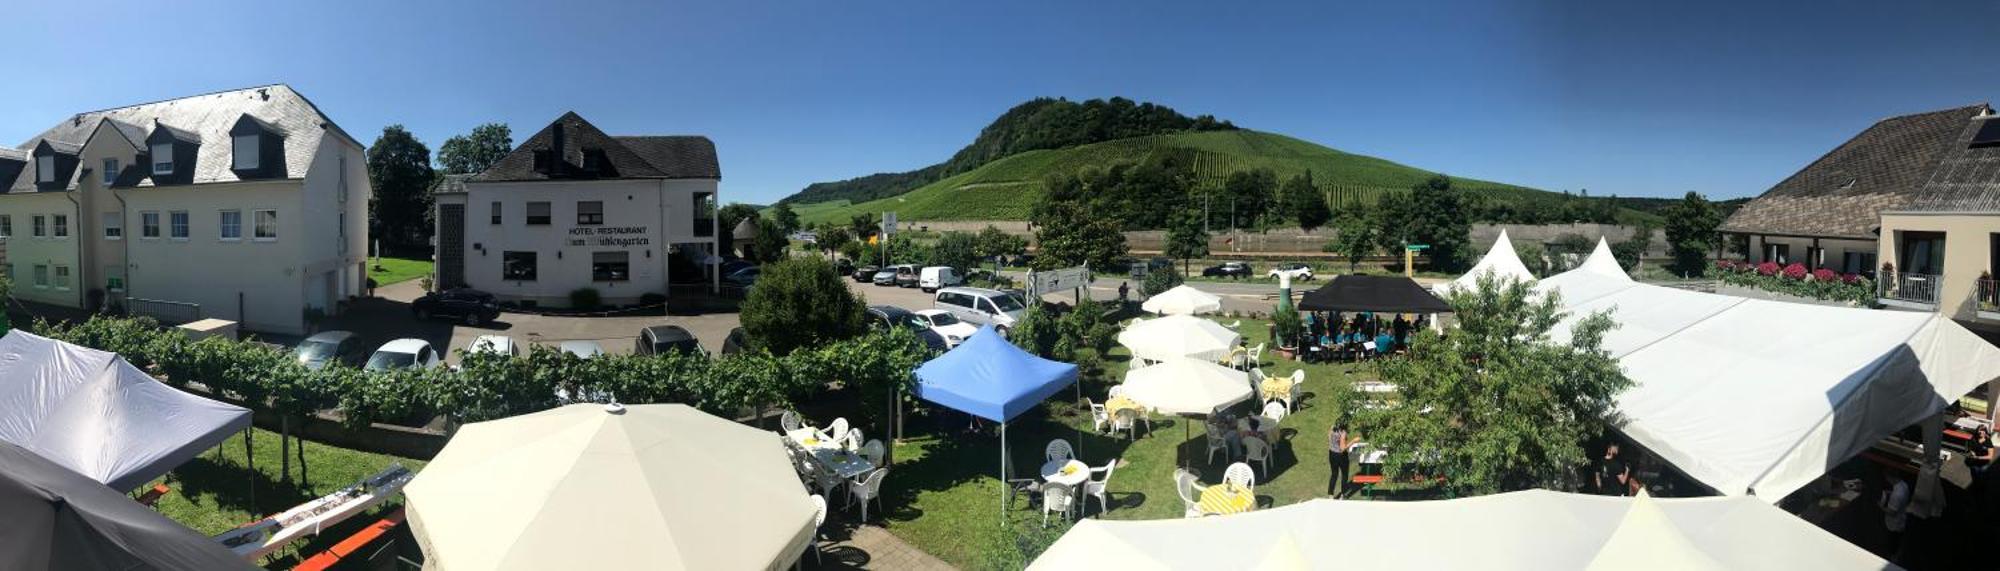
[1040,459,1089,488]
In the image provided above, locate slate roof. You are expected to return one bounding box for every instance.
[5,84,356,194]
[1902,113,2000,213]
[1720,104,1990,239]
[471,111,719,182]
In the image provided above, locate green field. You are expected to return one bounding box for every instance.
[367,257,433,287]
[792,130,1602,226]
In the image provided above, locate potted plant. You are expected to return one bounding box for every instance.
[1272,309,1303,359]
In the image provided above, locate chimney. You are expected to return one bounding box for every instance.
[549,120,567,177]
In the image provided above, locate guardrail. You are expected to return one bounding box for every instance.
[1877,271,1941,307]
[127,298,202,325]
[1977,278,1998,315]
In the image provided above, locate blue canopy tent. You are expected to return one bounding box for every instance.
[914,326,1078,524]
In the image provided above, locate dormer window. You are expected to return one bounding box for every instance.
[36,156,55,183]
[151,142,174,175]
[233,133,260,170]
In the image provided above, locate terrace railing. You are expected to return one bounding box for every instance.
[1877,271,1941,308]
[128,298,202,326]
[1977,277,1998,316]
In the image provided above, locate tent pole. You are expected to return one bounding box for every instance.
[243,427,254,512]
[999,422,1008,527]
[1075,382,1084,462]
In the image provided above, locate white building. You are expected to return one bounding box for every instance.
[0,85,371,334]
[433,112,721,307]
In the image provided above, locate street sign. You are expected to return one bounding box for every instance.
[1027,266,1091,299]
[882,212,897,237]
[1406,244,1431,251]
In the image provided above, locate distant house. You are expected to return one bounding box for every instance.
[433,112,722,307]
[1719,104,1992,276]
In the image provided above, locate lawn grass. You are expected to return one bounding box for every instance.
[873,316,1418,569]
[367,257,433,286]
[150,428,424,568]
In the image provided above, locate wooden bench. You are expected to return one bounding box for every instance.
[135,483,172,507]
[1349,474,1446,498]
[294,507,406,571]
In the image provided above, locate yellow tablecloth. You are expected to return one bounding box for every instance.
[1259,377,1293,402]
[1196,483,1254,515]
[1106,396,1147,418]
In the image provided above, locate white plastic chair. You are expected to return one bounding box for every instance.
[1262,401,1288,423]
[1111,408,1139,440]
[848,468,888,522]
[1242,436,1272,476]
[1204,424,1231,464]
[1286,370,1306,412]
[1045,439,1075,464]
[1108,385,1128,399]
[1041,482,1074,528]
[1224,462,1257,493]
[860,439,886,467]
[1248,343,1265,369]
[781,410,803,433]
[843,428,865,452]
[810,462,847,504]
[795,495,827,570]
[827,417,850,443]
[1084,461,1117,516]
[1224,320,1242,329]
[1087,398,1110,433]
[1173,469,1204,518]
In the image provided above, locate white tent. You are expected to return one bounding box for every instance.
[1116,314,1241,362]
[1535,244,2000,501]
[1029,490,1892,570]
[0,331,250,492]
[1120,358,1254,416]
[1435,229,1537,294]
[1141,284,1223,316]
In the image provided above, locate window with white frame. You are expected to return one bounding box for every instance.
[150,143,173,175]
[32,265,47,288]
[105,266,124,292]
[52,214,67,238]
[36,156,55,183]
[233,134,259,170]
[102,158,119,184]
[254,210,277,240]
[219,210,242,240]
[169,211,189,239]
[31,215,45,238]
[52,265,69,290]
[140,211,160,238]
[101,212,121,240]
[0,214,11,238]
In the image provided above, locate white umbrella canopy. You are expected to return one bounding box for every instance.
[1117,314,1241,362]
[405,403,815,571]
[1120,358,1253,416]
[1141,284,1223,315]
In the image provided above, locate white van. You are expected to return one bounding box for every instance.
[919,266,962,292]
[933,287,1027,329]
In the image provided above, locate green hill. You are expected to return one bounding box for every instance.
[793,129,1633,225]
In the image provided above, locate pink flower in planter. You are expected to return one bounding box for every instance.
[1842,273,1862,285]
[1782,263,1808,280]
[1811,268,1839,282]
[1756,262,1781,276]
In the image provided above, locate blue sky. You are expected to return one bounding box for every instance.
[9,0,1999,205]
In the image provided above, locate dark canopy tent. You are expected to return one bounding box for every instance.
[1297,275,1453,314]
[0,441,255,571]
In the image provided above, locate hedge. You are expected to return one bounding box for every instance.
[31,316,931,429]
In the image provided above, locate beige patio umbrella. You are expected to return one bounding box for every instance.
[405,403,815,570]
[1141,284,1223,316]
[1120,357,1253,467]
[1117,314,1241,363]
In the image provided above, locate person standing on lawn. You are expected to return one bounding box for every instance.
[1328,422,1352,497]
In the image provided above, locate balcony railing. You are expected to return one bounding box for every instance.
[1977,278,1999,317]
[1877,271,1941,308]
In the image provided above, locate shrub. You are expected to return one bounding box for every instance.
[1142,267,1183,296]
[1811,268,1839,282]
[569,288,601,309]
[1272,308,1303,347]
[739,257,868,356]
[639,292,668,307]
[1755,262,1780,276]
[1781,263,1808,280]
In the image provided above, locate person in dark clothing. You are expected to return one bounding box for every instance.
[1328,423,1352,497]
[1969,426,1994,475]
[1117,281,1130,303]
[1594,443,1629,496]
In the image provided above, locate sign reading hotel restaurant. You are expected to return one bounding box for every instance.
[1027,265,1090,298]
[566,226,652,247]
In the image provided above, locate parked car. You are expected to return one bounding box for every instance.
[834,258,855,276]
[365,338,443,372]
[719,327,750,356]
[718,258,755,277]
[852,265,881,282]
[1202,262,1254,279]
[466,334,521,358]
[558,340,606,359]
[913,309,979,347]
[933,287,1027,330]
[636,325,703,356]
[872,268,899,286]
[1266,263,1316,281]
[892,264,921,288]
[865,305,950,351]
[412,288,502,326]
[920,266,963,292]
[723,266,761,288]
[294,331,364,370]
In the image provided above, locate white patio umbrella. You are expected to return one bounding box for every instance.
[1117,314,1241,363]
[1120,357,1253,467]
[1141,284,1223,316]
[404,403,816,570]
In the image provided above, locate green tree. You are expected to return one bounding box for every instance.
[1515,241,1551,278]
[1280,171,1332,232]
[848,213,880,243]
[751,218,791,263]
[1325,210,1376,273]
[739,257,868,355]
[1031,171,1128,270]
[1222,169,1278,229]
[718,203,762,243]
[1142,267,1183,296]
[1350,274,1631,496]
[1612,223,1653,272]
[817,226,852,258]
[366,125,437,252]
[771,203,802,236]
[1661,191,1722,277]
[1376,176,1472,272]
[435,123,513,175]
[929,231,980,272]
[975,225,1028,270]
[1548,233,1594,272]
[1163,209,1210,276]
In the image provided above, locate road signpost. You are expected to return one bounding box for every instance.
[1404,244,1430,277]
[1027,264,1091,301]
